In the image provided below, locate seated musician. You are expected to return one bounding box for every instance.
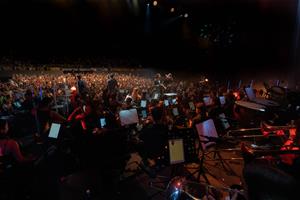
[67,95,92,132]
[131,87,141,104]
[243,163,297,200]
[277,119,300,179]
[139,106,168,166]
[0,119,32,164]
[37,97,66,136]
[190,102,206,127]
[123,95,134,110]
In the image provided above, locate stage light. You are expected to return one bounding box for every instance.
[205,78,208,82]
[170,7,175,12]
[184,13,188,18]
[153,1,158,6]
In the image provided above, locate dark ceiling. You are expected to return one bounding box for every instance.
[0,0,298,71]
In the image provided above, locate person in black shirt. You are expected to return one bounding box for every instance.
[107,73,118,95]
[139,106,168,163]
[77,75,87,96]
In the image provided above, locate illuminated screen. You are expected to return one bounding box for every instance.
[49,123,61,139]
[172,108,179,116]
[203,97,213,106]
[245,87,255,101]
[196,119,218,150]
[219,96,226,105]
[119,109,139,126]
[189,102,195,110]
[141,110,147,118]
[100,118,106,128]
[219,113,230,129]
[169,139,185,164]
[164,100,169,106]
[141,100,147,108]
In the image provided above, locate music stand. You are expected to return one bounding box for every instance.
[147,128,197,199]
[187,119,237,183]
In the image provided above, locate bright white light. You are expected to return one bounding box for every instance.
[71,86,76,91]
[153,1,158,6]
[184,13,188,18]
[170,7,175,12]
[205,78,209,82]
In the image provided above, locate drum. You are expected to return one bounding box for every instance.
[235,101,266,112]
[234,101,266,127]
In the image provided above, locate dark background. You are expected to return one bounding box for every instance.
[0,0,298,73]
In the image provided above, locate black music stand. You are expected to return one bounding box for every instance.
[147,128,198,199]
[186,119,237,184]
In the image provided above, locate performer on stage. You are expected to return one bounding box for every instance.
[107,73,118,95]
[77,75,87,96]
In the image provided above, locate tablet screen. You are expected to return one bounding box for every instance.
[169,139,185,164]
[141,110,147,118]
[141,100,147,108]
[100,118,106,128]
[219,96,226,105]
[172,108,179,116]
[219,113,230,130]
[203,97,213,106]
[172,98,177,105]
[164,100,169,106]
[119,109,139,126]
[49,123,61,139]
[189,102,195,110]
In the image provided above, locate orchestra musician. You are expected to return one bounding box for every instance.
[153,73,166,94]
[164,73,174,91]
[277,119,300,179]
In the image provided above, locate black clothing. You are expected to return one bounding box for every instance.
[139,124,168,160]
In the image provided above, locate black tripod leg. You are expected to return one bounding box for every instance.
[216,151,237,176]
[199,167,210,184]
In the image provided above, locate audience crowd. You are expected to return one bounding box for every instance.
[0,69,299,200]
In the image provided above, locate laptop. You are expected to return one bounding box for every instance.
[245,87,279,107]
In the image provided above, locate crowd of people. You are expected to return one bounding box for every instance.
[0,69,299,200]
